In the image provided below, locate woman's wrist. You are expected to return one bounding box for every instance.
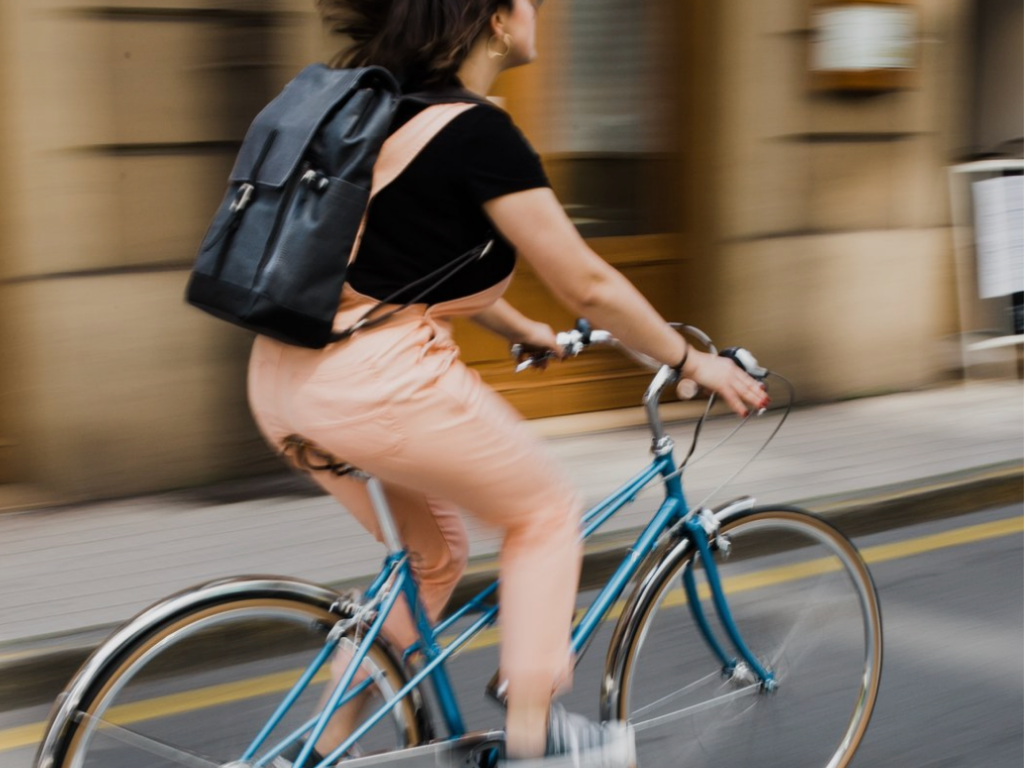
[509,320,545,345]
[671,339,690,376]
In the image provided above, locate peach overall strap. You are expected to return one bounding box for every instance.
[347,103,478,264]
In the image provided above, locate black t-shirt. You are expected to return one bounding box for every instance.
[347,104,550,305]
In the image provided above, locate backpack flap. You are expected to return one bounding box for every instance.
[188,65,401,348]
[229,65,400,188]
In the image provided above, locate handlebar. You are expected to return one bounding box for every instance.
[512,319,768,383]
[511,319,771,456]
[513,328,662,374]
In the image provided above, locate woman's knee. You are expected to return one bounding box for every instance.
[506,489,583,548]
[412,531,469,594]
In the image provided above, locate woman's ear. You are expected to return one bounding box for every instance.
[489,5,510,36]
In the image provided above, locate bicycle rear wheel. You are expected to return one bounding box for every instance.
[36,578,425,768]
[606,506,882,768]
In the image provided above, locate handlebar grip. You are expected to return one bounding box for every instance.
[676,379,700,400]
[720,347,768,379]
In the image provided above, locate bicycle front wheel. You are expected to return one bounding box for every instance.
[37,578,425,768]
[609,507,882,768]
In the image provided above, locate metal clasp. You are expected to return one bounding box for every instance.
[229,182,255,213]
[301,169,330,192]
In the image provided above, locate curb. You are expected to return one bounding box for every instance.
[3,461,1020,712]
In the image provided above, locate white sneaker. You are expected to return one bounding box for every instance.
[500,704,637,767]
[270,739,334,767]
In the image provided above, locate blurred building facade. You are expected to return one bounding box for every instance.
[0,0,1019,503]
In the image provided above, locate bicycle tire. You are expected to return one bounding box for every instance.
[35,577,427,768]
[603,506,882,768]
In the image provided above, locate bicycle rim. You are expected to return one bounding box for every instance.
[618,508,882,768]
[50,596,422,768]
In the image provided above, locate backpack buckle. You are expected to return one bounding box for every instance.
[229,183,255,213]
[301,169,330,192]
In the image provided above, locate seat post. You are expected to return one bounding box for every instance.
[365,475,404,554]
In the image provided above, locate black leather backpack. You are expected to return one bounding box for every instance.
[186,64,489,349]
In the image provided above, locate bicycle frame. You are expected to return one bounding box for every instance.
[242,442,775,768]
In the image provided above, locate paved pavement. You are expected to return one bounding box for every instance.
[0,379,1021,709]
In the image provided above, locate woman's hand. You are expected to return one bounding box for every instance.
[471,300,565,368]
[510,320,563,369]
[682,349,770,418]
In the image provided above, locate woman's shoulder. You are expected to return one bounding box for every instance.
[391,96,548,202]
[443,102,537,154]
[394,90,522,137]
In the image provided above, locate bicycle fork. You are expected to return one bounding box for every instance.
[680,509,777,692]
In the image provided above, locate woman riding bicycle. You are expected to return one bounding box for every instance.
[248,1,769,765]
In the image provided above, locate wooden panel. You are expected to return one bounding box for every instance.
[481,357,657,418]
[811,68,917,92]
[589,233,684,267]
[456,234,684,364]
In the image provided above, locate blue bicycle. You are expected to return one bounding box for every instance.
[36,323,883,768]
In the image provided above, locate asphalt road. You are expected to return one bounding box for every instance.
[2,504,1021,768]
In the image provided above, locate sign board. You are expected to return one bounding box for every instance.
[811,4,917,71]
[810,2,918,91]
[972,176,1024,299]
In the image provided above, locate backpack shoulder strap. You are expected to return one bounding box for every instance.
[347,103,478,264]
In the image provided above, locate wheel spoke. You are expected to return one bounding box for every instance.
[631,669,720,719]
[75,711,223,768]
[40,589,423,768]
[617,508,882,768]
[766,592,845,675]
[632,683,761,733]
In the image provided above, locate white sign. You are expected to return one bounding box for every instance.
[972,176,1024,299]
[811,5,917,71]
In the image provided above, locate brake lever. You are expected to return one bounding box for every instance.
[511,345,557,373]
[513,352,553,373]
[511,327,587,373]
[720,347,768,380]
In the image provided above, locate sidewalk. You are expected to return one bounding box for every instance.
[1,380,1021,706]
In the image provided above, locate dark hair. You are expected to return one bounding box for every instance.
[316,0,513,91]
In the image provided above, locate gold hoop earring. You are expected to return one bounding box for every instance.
[487,32,513,60]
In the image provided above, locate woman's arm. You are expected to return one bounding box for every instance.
[471,298,550,344]
[483,188,768,416]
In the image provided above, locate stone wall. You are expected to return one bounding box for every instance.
[0,2,288,501]
[696,0,972,400]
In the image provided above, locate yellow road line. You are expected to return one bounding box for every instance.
[3,515,1020,754]
[0,670,332,755]
[861,516,1021,563]
[0,723,41,756]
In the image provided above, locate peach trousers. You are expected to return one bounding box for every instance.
[247,283,583,703]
